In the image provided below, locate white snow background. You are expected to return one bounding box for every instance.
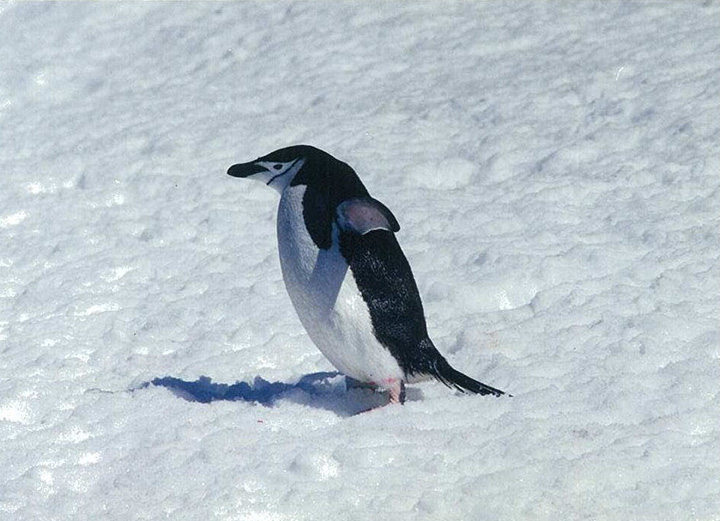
[1,2,719,520]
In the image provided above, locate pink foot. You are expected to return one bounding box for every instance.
[353,379,407,413]
[386,379,406,405]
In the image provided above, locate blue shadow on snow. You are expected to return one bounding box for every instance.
[142,372,396,415]
[149,372,339,405]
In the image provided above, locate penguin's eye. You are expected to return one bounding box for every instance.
[272,164,283,170]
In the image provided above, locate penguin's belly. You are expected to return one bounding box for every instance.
[276,186,404,385]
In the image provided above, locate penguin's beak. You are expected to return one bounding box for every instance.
[227,161,266,178]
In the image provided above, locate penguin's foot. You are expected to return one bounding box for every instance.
[387,379,406,405]
[349,378,406,412]
[345,377,405,404]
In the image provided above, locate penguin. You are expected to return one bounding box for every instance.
[227,145,506,404]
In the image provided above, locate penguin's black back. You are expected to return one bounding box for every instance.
[339,228,435,377]
[340,227,506,396]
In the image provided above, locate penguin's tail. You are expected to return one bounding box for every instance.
[420,343,507,397]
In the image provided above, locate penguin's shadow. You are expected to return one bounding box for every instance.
[144,372,418,416]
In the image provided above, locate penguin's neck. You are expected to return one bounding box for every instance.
[277,185,318,280]
[277,185,348,320]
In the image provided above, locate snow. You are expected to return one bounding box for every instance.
[1,1,719,520]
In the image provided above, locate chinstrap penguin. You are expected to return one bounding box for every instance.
[227,145,506,404]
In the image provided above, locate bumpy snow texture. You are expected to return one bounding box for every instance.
[1,2,718,520]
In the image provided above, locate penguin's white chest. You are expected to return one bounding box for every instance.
[276,186,403,385]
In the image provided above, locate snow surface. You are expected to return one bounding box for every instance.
[1,1,719,520]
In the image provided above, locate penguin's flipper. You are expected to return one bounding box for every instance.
[336,197,400,235]
[337,210,433,387]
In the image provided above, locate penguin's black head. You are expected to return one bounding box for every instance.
[227,145,315,193]
[227,145,368,197]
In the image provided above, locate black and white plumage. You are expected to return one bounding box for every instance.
[227,145,505,404]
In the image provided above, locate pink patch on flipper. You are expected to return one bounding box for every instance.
[338,198,395,235]
[345,204,388,231]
